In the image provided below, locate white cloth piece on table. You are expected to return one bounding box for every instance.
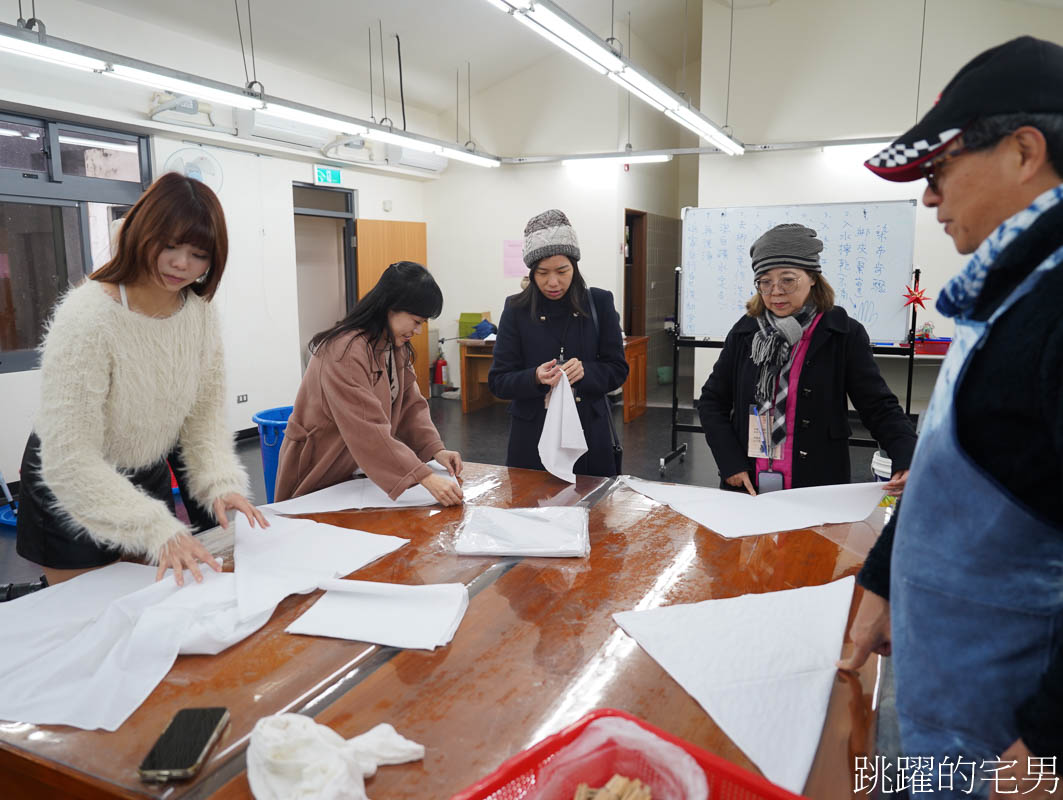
[286,579,469,650]
[234,512,408,622]
[0,563,274,731]
[262,473,455,515]
[454,506,589,557]
[613,576,855,794]
[621,476,884,538]
[246,713,424,800]
[538,371,587,483]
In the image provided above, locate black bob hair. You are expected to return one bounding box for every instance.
[309,261,443,358]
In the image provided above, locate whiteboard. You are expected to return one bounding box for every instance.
[680,200,917,342]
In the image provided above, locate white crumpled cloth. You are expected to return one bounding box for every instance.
[247,713,425,800]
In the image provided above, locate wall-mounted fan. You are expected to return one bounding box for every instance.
[162,148,224,193]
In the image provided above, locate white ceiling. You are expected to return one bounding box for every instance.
[72,0,703,115]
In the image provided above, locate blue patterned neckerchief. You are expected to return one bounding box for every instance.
[937,184,1063,319]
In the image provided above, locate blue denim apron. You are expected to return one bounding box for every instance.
[891,257,1063,797]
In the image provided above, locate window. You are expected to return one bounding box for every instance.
[0,111,149,373]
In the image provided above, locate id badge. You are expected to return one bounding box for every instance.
[747,405,782,460]
[758,470,784,493]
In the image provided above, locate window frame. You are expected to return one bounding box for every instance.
[0,109,151,373]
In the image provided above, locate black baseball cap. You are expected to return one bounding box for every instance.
[866,36,1063,182]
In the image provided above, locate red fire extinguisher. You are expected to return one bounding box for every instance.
[433,353,448,387]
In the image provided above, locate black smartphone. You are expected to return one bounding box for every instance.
[137,707,230,783]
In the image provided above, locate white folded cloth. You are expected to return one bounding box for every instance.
[454,506,590,557]
[286,579,469,650]
[247,713,424,800]
[538,371,587,483]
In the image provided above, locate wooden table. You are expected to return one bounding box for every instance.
[622,335,648,423]
[458,339,503,414]
[0,465,608,800]
[1,467,885,799]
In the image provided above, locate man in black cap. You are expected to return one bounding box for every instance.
[840,36,1063,798]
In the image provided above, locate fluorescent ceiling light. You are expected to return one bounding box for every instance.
[665,108,744,155]
[608,72,665,112]
[363,127,441,154]
[57,135,138,152]
[523,3,624,72]
[104,64,264,110]
[262,104,367,135]
[511,11,608,75]
[0,128,21,137]
[562,153,672,165]
[482,0,514,10]
[0,31,107,71]
[612,68,677,111]
[438,146,501,168]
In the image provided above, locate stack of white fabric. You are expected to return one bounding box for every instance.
[454,506,590,557]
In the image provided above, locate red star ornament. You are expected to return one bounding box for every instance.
[903,284,928,309]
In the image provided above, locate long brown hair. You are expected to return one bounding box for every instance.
[91,172,228,301]
[745,270,835,316]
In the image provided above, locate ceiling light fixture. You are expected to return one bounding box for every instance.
[562,152,671,166]
[0,25,106,71]
[103,64,264,110]
[483,0,744,155]
[261,103,367,135]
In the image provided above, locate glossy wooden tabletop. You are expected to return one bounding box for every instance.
[211,481,888,800]
[0,464,608,800]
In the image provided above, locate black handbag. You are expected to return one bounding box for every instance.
[587,292,624,475]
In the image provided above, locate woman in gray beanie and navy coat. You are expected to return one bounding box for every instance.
[699,223,916,495]
[489,209,629,477]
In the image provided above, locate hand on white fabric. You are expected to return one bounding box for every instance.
[989,739,1055,800]
[726,471,757,496]
[156,532,221,586]
[213,493,271,531]
[882,470,909,497]
[535,359,561,387]
[434,449,464,478]
[420,473,463,506]
[837,590,891,670]
[560,358,584,385]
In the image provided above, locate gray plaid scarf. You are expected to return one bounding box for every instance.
[751,303,817,447]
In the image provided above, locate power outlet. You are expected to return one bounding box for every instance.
[236,394,248,404]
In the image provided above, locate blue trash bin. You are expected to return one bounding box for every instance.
[252,406,293,504]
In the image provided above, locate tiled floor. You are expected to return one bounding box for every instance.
[0,397,878,585]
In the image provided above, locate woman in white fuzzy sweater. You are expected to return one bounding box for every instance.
[16,172,267,586]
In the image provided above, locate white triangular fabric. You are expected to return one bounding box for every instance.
[612,576,855,794]
[234,512,408,622]
[538,372,587,483]
[621,476,884,538]
[0,563,274,731]
[262,469,454,515]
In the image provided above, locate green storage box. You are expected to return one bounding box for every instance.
[459,312,487,338]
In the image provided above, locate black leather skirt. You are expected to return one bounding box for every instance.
[15,432,174,569]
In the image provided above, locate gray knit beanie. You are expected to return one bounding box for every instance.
[749,223,823,276]
[523,209,580,267]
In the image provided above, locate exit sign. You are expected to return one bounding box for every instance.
[314,165,342,186]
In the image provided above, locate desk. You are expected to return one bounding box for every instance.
[461,337,651,424]
[1,469,884,800]
[459,339,503,414]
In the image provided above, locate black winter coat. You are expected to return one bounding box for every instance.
[698,306,916,488]
[488,288,628,477]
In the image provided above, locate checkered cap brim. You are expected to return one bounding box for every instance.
[865,127,963,181]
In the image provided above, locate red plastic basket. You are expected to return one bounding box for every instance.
[451,709,805,800]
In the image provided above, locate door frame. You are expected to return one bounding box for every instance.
[292,183,358,313]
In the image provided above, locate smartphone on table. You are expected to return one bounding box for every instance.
[138,706,230,783]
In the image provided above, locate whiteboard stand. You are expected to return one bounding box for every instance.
[659,267,921,477]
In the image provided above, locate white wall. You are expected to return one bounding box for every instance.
[691,0,1063,399]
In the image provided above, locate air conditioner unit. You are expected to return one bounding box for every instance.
[234,108,336,149]
[384,144,448,173]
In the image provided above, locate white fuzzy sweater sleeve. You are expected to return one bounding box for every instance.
[175,307,249,512]
[36,290,188,562]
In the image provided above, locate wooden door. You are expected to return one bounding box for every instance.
[354,219,431,396]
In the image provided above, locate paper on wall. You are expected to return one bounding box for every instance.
[613,576,855,794]
[538,371,587,483]
[286,579,469,650]
[621,476,884,538]
[454,505,590,557]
